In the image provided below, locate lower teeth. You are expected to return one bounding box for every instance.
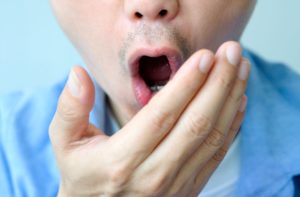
[150,85,164,92]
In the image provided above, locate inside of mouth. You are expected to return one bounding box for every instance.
[138,55,171,91]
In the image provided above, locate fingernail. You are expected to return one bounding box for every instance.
[199,52,214,73]
[67,69,82,98]
[238,60,250,80]
[239,96,248,112]
[226,44,241,66]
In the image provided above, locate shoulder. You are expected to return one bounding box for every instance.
[0,79,65,195]
[0,78,66,147]
[244,48,300,139]
[236,50,300,195]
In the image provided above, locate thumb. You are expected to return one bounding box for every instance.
[49,66,96,148]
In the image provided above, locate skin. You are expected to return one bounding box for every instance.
[51,0,256,125]
[49,0,256,196]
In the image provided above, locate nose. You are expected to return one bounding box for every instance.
[124,0,179,22]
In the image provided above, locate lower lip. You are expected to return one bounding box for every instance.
[132,77,155,106]
[129,48,183,107]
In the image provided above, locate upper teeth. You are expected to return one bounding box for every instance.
[150,85,164,92]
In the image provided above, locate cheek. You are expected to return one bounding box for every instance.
[52,0,122,66]
[52,0,135,107]
[180,1,254,52]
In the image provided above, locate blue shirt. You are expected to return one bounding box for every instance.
[1,50,300,197]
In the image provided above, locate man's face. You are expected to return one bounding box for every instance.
[51,0,256,125]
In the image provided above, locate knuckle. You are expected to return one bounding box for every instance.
[185,113,213,138]
[108,164,130,191]
[57,98,85,122]
[204,128,225,148]
[151,106,177,131]
[212,147,228,162]
[214,73,235,91]
[228,89,244,105]
[145,174,168,196]
[213,64,236,90]
[227,83,246,104]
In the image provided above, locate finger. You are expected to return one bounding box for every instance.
[213,58,250,135]
[177,59,250,171]
[111,50,215,177]
[49,66,98,149]
[190,105,246,196]
[137,41,242,175]
[161,56,249,193]
[168,100,247,197]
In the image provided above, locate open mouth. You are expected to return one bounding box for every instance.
[139,55,171,92]
[129,48,182,106]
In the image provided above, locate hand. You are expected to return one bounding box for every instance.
[49,41,250,197]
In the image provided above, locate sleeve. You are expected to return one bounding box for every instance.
[0,99,14,196]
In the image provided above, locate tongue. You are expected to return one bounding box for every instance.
[139,56,171,86]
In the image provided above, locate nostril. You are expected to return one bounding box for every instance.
[134,9,169,20]
[159,9,168,17]
[135,12,143,19]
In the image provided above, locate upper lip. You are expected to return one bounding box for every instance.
[128,47,183,78]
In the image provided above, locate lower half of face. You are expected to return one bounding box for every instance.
[51,0,256,125]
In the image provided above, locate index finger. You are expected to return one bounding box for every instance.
[111,50,215,166]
